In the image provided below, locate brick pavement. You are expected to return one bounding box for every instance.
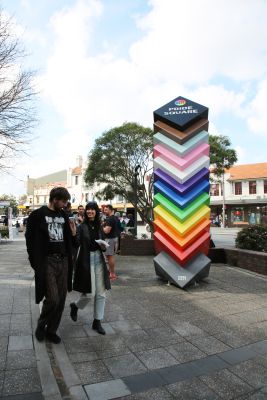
[0,238,267,399]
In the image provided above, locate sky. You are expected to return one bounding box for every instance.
[0,0,267,197]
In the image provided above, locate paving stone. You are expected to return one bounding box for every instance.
[218,346,258,365]
[3,368,41,396]
[166,376,220,399]
[6,349,36,370]
[122,371,165,393]
[69,351,99,363]
[188,335,231,355]
[118,386,175,400]
[96,346,131,359]
[0,394,44,400]
[110,320,142,332]
[199,369,254,399]
[84,379,131,399]
[229,359,267,389]
[256,354,267,369]
[247,339,267,355]
[0,371,4,396]
[165,341,206,363]
[103,353,147,378]
[63,337,92,353]
[74,360,112,384]
[8,335,33,351]
[157,363,201,384]
[59,324,87,338]
[192,354,229,374]
[136,348,177,370]
[170,322,207,338]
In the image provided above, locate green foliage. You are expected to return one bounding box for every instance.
[235,225,267,253]
[0,194,18,215]
[209,135,237,176]
[0,227,9,238]
[84,122,154,223]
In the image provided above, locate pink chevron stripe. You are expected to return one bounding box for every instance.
[154,142,209,170]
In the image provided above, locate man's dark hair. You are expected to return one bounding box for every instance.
[78,205,84,209]
[49,187,70,202]
[105,204,113,211]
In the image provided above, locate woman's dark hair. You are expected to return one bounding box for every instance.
[84,201,101,229]
[49,187,70,202]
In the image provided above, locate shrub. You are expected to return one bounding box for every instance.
[235,225,267,253]
[0,227,9,239]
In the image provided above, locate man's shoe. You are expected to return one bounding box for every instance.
[70,302,78,322]
[92,319,106,335]
[46,332,61,344]
[35,324,46,342]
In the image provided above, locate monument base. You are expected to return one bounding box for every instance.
[154,251,211,289]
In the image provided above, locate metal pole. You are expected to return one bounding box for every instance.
[134,165,141,237]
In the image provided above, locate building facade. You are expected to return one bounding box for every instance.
[210,162,267,227]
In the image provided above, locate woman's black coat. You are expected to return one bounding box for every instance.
[73,223,111,293]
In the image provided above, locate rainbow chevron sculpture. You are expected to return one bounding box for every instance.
[153,96,211,289]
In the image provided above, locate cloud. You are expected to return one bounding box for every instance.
[246,79,267,136]
[5,0,267,195]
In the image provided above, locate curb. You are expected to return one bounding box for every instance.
[30,285,62,400]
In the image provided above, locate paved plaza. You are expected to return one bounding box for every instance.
[0,238,267,399]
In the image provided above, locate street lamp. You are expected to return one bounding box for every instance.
[134,165,141,237]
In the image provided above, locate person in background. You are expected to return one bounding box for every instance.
[114,211,123,253]
[15,220,20,235]
[25,187,77,344]
[70,202,111,335]
[64,201,73,217]
[75,204,85,225]
[103,205,119,280]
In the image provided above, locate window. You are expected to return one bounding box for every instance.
[231,207,245,224]
[210,184,219,196]
[75,176,79,185]
[264,180,267,194]
[234,182,242,195]
[249,181,256,195]
[117,194,124,202]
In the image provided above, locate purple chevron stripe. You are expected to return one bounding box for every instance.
[154,167,209,195]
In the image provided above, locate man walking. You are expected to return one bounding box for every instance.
[103,205,119,280]
[25,187,77,344]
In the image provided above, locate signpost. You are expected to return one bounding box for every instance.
[153,96,211,289]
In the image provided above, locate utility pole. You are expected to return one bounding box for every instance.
[134,165,141,237]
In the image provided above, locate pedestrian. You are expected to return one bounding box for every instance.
[15,220,20,235]
[25,187,77,344]
[70,201,111,335]
[103,204,119,280]
[75,204,84,225]
[114,211,123,253]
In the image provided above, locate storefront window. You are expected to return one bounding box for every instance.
[231,207,245,224]
[249,181,257,194]
[234,182,242,195]
[210,184,219,196]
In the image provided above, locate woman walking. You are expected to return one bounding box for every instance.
[70,202,111,334]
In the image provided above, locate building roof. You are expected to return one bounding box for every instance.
[227,162,267,180]
[72,166,82,175]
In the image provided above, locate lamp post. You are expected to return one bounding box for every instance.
[134,165,141,237]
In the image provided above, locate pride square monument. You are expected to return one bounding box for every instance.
[153,96,211,289]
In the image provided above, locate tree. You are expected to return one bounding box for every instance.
[84,122,154,226]
[209,135,238,227]
[0,11,36,171]
[0,194,18,215]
